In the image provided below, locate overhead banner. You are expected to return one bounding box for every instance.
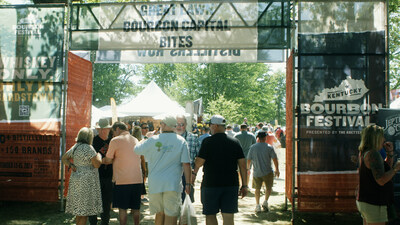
[297,1,386,173]
[71,1,290,63]
[0,6,65,122]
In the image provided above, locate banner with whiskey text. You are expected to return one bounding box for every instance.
[0,5,64,202]
[0,6,64,123]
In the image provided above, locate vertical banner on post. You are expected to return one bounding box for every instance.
[0,6,65,201]
[285,51,294,202]
[63,52,92,197]
[297,1,386,211]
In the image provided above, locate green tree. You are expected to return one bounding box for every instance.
[271,70,286,125]
[92,63,140,107]
[140,64,178,90]
[389,0,400,89]
[207,95,242,125]
[138,63,286,125]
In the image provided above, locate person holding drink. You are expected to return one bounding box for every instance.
[356,124,400,225]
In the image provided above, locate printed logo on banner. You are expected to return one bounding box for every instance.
[301,77,381,128]
[384,114,400,136]
[19,105,29,117]
[378,109,400,156]
[13,17,43,37]
[313,77,369,102]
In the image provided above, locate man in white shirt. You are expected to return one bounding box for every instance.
[134,115,191,225]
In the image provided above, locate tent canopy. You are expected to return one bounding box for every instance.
[118,81,185,117]
[390,98,400,109]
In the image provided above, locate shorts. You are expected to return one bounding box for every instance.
[201,186,239,215]
[356,200,388,223]
[113,184,142,210]
[148,191,181,217]
[253,172,274,189]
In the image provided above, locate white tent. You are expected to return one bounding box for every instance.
[91,105,127,127]
[118,81,185,117]
[390,97,400,109]
[91,105,109,128]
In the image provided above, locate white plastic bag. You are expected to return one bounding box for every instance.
[180,194,197,225]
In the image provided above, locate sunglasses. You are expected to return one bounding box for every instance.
[142,127,149,129]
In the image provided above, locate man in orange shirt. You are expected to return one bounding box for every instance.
[103,122,143,225]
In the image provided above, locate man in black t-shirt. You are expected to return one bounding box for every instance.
[89,118,112,225]
[192,115,248,225]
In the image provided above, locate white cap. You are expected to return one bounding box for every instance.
[210,115,226,125]
[162,115,177,127]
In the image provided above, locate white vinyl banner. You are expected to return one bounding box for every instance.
[98,3,259,63]
[98,3,258,50]
[71,1,289,63]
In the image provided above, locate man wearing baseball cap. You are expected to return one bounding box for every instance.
[134,115,192,225]
[247,130,279,213]
[192,115,248,225]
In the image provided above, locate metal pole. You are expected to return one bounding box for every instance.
[386,0,389,106]
[291,1,298,223]
[60,0,72,212]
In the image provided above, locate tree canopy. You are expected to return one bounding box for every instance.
[138,63,286,126]
[389,0,400,90]
[92,64,141,107]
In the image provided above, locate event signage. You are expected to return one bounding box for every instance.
[301,77,379,129]
[0,6,65,122]
[0,134,58,178]
[298,31,386,173]
[71,1,289,63]
[378,109,400,157]
[377,108,400,208]
[0,132,60,201]
[297,1,386,173]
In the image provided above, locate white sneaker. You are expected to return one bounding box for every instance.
[255,204,262,213]
[262,201,269,212]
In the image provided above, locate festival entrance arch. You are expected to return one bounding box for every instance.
[0,0,394,218]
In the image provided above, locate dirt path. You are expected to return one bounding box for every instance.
[136,147,291,225]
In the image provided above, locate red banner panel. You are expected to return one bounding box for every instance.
[285,51,294,202]
[0,132,60,201]
[298,173,358,212]
[63,52,92,196]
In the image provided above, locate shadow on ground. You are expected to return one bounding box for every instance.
[236,202,363,225]
[0,201,364,225]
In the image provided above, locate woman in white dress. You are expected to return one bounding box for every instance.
[62,127,103,225]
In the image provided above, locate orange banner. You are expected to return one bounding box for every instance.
[285,51,294,202]
[63,52,93,196]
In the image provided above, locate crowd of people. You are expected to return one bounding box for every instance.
[61,116,400,225]
[62,115,284,225]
